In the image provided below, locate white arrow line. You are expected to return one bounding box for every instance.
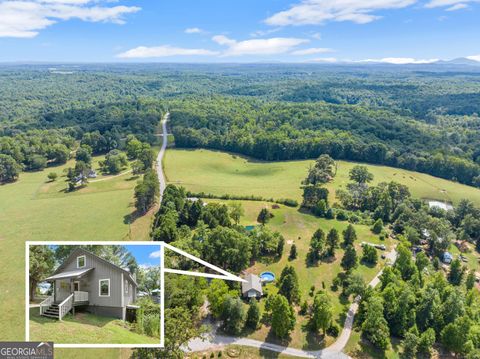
[162,242,246,283]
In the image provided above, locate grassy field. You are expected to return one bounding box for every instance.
[207,199,394,350]
[0,155,155,342]
[165,149,480,206]
[29,308,159,344]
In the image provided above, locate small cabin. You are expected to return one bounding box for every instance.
[241,273,263,299]
[39,248,138,321]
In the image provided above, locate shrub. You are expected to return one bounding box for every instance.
[327,323,340,337]
[135,298,161,337]
[348,214,360,223]
[336,210,348,221]
[325,208,335,219]
[372,218,383,234]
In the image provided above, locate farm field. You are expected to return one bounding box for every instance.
[207,199,395,350]
[29,309,159,344]
[164,148,480,206]
[0,155,154,341]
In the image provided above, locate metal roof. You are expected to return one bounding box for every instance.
[242,273,263,294]
[44,267,94,281]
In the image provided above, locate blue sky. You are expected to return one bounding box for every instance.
[0,0,479,63]
[47,245,162,268]
[124,245,161,268]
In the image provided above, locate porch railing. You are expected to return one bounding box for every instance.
[59,293,74,320]
[74,291,89,302]
[39,295,54,316]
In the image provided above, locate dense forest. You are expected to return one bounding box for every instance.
[1,63,480,187]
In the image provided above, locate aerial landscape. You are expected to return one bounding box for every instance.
[1,0,480,358]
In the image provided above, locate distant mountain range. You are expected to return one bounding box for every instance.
[435,57,480,65]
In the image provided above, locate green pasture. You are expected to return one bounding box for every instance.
[0,156,154,341]
[165,149,480,206]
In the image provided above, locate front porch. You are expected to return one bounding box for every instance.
[40,267,94,320]
[39,291,90,320]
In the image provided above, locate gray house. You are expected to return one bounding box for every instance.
[241,273,263,299]
[39,248,138,321]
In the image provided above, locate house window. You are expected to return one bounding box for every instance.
[99,279,110,297]
[74,281,80,291]
[77,255,86,268]
[125,280,128,294]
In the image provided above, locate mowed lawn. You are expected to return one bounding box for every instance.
[29,309,159,344]
[165,149,480,206]
[0,156,154,341]
[209,199,394,350]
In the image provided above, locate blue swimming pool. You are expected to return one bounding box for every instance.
[245,225,256,231]
[260,271,275,283]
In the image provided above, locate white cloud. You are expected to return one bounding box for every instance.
[291,47,333,55]
[149,250,161,259]
[311,32,322,40]
[265,0,417,26]
[117,45,219,58]
[250,28,281,37]
[139,263,160,269]
[359,57,439,64]
[185,27,203,34]
[212,35,308,56]
[466,55,480,62]
[425,0,479,8]
[445,3,469,10]
[0,0,140,38]
[307,57,338,63]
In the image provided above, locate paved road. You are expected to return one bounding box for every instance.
[156,112,169,201]
[187,247,398,358]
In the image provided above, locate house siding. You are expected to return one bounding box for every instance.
[59,252,123,307]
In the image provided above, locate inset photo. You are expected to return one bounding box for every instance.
[26,241,163,348]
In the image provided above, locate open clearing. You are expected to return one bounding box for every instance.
[165,149,480,206]
[0,155,154,340]
[29,309,159,344]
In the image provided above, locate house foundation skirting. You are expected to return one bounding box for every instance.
[85,305,124,320]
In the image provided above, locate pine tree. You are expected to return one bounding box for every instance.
[289,244,298,260]
[341,245,358,271]
[343,224,357,246]
[246,299,261,330]
[326,228,340,257]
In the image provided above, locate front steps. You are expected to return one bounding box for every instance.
[41,304,60,319]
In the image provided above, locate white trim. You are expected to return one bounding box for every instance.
[98,278,110,297]
[125,279,129,294]
[27,241,164,348]
[77,255,86,268]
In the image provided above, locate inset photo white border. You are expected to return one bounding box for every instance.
[25,241,164,349]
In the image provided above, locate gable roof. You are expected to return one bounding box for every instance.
[44,268,94,281]
[242,273,262,294]
[52,248,138,287]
